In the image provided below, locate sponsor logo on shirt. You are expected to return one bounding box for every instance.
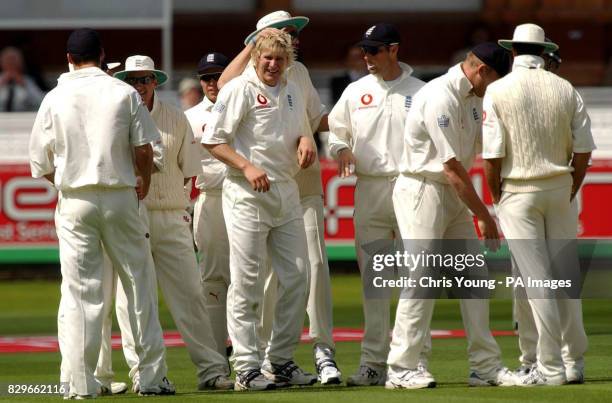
[201,123,207,132]
[361,94,373,105]
[482,110,487,121]
[437,114,450,128]
[405,95,412,111]
[257,94,268,105]
[472,107,479,121]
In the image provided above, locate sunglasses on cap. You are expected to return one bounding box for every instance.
[360,43,398,56]
[199,73,222,82]
[125,75,155,85]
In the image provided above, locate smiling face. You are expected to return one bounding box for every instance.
[255,49,287,86]
[126,71,157,108]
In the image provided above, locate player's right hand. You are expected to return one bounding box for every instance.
[135,176,146,200]
[337,148,356,178]
[244,164,270,192]
[478,216,501,252]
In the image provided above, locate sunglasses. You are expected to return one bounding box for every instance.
[360,43,398,56]
[199,73,222,82]
[125,75,155,85]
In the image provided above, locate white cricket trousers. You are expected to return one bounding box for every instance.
[387,174,503,378]
[193,188,230,358]
[353,175,430,369]
[113,206,230,383]
[496,179,587,380]
[223,177,309,373]
[55,188,167,396]
[258,195,335,351]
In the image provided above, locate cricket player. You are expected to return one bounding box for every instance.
[203,29,317,391]
[217,10,341,385]
[29,28,172,398]
[483,23,594,386]
[385,42,516,389]
[327,23,426,386]
[113,55,234,391]
[184,51,232,359]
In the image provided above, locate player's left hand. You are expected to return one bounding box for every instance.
[478,216,500,252]
[135,176,145,200]
[297,136,316,169]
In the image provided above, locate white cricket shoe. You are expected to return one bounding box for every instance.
[385,369,436,389]
[235,369,276,391]
[515,363,537,377]
[566,367,584,384]
[469,367,517,387]
[98,382,128,395]
[346,365,386,386]
[198,374,235,390]
[314,345,342,385]
[138,377,176,395]
[262,360,317,387]
[516,369,566,387]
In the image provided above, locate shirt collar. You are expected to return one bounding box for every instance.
[244,63,287,91]
[201,95,214,112]
[373,62,414,88]
[513,54,545,70]
[448,63,474,99]
[57,66,106,84]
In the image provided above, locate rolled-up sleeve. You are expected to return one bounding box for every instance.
[422,95,460,164]
[571,90,596,153]
[327,89,353,156]
[481,93,506,159]
[29,98,55,178]
[202,80,247,145]
[129,92,161,146]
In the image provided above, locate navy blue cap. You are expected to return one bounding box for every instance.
[197,52,229,75]
[66,28,101,56]
[472,42,511,77]
[356,23,401,47]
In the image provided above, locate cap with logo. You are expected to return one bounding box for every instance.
[197,52,229,76]
[356,23,401,47]
[66,28,102,56]
[471,42,511,77]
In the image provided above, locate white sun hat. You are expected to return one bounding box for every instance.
[498,23,558,52]
[113,55,168,86]
[244,10,309,45]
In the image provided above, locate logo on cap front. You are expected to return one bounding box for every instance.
[206,54,215,62]
[257,94,268,105]
[361,94,373,105]
[365,25,376,37]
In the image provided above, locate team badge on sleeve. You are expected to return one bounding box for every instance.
[405,95,412,111]
[437,114,450,128]
[213,102,225,113]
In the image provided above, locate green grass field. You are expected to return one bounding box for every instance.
[0,274,611,402]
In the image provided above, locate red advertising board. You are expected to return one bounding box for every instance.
[1,159,611,262]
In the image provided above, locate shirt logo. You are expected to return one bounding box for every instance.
[482,110,487,121]
[361,94,373,105]
[201,123,207,132]
[287,94,293,109]
[257,94,268,105]
[213,102,225,113]
[437,114,450,128]
[472,107,479,121]
[404,95,412,111]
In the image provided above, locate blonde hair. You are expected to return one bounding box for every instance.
[250,29,295,66]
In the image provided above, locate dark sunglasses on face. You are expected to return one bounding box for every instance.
[199,73,222,82]
[125,75,155,85]
[360,45,386,56]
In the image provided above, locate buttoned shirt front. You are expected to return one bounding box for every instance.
[185,96,227,190]
[202,64,310,182]
[399,63,483,184]
[29,67,160,190]
[328,63,425,176]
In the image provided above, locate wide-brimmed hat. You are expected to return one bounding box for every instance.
[244,10,309,45]
[498,23,558,52]
[114,55,168,86]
